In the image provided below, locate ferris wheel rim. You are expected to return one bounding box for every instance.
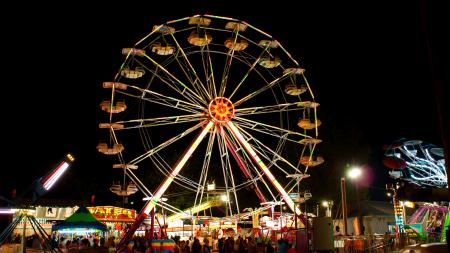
[100,14,321,217]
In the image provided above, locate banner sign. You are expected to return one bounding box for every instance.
[404,223,423,238]
[87,206,136,222]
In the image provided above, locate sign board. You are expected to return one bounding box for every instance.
[87,206,136,222]
[404,223,423,238]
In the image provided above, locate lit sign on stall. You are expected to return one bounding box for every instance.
[87,206,136,222]
[404,223,423,238]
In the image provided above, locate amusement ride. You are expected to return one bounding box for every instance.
[383,138,449,242]
[383,138,447,188]
[97,14,322,248]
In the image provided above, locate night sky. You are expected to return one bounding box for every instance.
[0,1,447,211]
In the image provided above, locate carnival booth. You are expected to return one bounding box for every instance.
[52,205,107,235]
[87,206,136,238]
[404,204,450,242]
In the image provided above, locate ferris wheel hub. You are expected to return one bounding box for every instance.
[208,97,235,123]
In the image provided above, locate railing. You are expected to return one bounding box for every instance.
[334,234,395,253]
[333,234,441,252]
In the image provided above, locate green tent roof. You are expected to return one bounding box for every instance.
[52,205,107,231]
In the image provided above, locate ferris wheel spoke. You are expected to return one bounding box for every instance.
[140,121,214,215]
[117,86,203,114]
[235,120,302,145]
[201,43,218,98]
[216,128,233,215]
[234,116,309,140]
[225,121,298,214]
[167,32,211,102]
[125,172,183,215]
[129,121,206,165]
[225,120,310,178]
[141,54,206,105]
[228,44,271,100]
[220,127,241,214]
[234,71,292,107]
[230,122,301,175]
[125,169,193,216]
[133,58,204,107]
[125,169,153,198]
[235,102,304,117]
[193,128,216,208]
[219,31,240,97]
[138,127,209,194]
[139,127,200,191]
[216,126,239,216]
[163,48,208,103]
[221,129,272,203]
[116,113,204,129]
[164,49,197,91]
[147,154,199,191]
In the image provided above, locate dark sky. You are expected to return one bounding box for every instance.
[0,1,447,210]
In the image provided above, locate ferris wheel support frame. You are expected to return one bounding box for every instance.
[226,121,299,214]
[117,121,214,250]
[222,129,268,205]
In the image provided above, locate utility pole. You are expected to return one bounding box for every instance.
[341,177,348,236]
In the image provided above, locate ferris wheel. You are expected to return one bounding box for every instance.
[98,14,322,234]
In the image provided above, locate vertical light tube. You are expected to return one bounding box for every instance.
[226,121,298,214]
[43,162,70,190]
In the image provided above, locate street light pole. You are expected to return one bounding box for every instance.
[355,181,362,235]
[348,167,363,235]
[322,200,333,217]
[341,177,348,236]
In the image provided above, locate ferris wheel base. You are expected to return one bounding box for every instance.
[116,212,149,251]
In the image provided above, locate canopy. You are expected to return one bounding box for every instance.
[52,205,107,231]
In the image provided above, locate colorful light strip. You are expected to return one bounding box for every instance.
[0,209,15,214]
[143,121,214,214]
[58,229,100,234]
[43,162,69,190]
[227,121,299,214]
[167,198,221,222]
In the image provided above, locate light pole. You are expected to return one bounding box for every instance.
[322,200,333,217]
[341,177,348,236]
[221,194,229,217]
[347,167,362,235]
[207,181,215,216]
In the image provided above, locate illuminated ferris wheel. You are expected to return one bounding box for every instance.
[98,14,322,224]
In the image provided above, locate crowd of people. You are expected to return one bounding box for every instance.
[174,236,294,253]
[118,235,295,253]
[4,233,297,253]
